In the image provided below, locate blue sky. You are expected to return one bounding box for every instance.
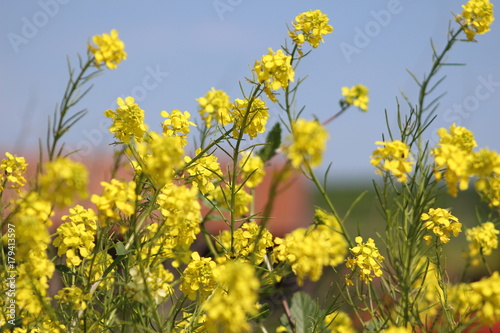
[1,1,499,182]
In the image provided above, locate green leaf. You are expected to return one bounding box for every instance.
[115,241,132,256]
[280,291,323,333]
[257,122,281,162]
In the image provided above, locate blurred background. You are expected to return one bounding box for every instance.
[1,0,499,276]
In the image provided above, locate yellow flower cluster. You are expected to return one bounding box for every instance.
[472,149,500,210]
[135,132,185,187]
[10,193,55,319]
[105,97,148,144]
[370,140,413,182]
[53,205,97,268]
[208,185,253,217]
[283,119,329,169]
[325,311,356,333]
[460,271,500,325]
[432,124,477,196]
[125,265,174,305]
[239,151,265,188]
[16,250,55,317]
[455,0,495,41]
[421,208,462,245]
[466,222,499,261]
[180,251,217,301]
[275,210,347,285]
[161,109,196,147]
[203,261,259,333]
[289,10,333,49]
[39,157,88,208]
[91,179,139,221]
[0,152,27,192]
[197,87,232,127]
[433,124,500,207]
[184,148,223,195]
[83,251,114,290]
[219,222,273,264]
[14,192,53,259]
[88,29,127,70]
[54,286,91,311]
[341,84,370,112]
[346,236,385,285]
[156,183,202,253]
[254,48,295,102]
[232,97,269,140]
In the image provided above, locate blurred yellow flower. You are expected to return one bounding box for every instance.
[88,29,127,69]
[455,0,494,41]
[341,84,369,112]
[283,119,328,169]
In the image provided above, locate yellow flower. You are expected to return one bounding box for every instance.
[91,179,139,221]
[289,10,333,49]
[161,109,196,147]
[432,124,477,196]
[55,286,91,311]
[197,87,232,127]
[467,271,500,325]
[476,175,500,210]
[39,157,88,208]
[105,96,148,145]
[421,208,462,245]
[346,236,385,284]
[156,183,202,251]
[466,222,499,262]
[341,84,370,112]
[83,251,115,290]
[218,222,273,264]
[283,119,328,169]
[370,140,413,182]
[274,210,347,286]
[239,151,265,188]
[232,97,269,140]
[12,191,53,262]
[254,48,294,102]
[208,185,253,217]
[325,311,356,333]
[53,205,97,268]
[184,148,223,195]
[180,251,217,301]
[455,0,494,41]
[125,264,174,305]
[134,131,185,187]
[203,260,259,333]
[16,250,54,316]
[88,29,127,69]
[0,152,27,192]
